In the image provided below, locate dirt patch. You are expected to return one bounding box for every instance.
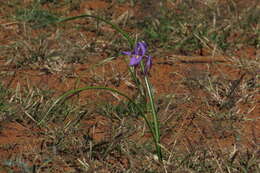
[0,122,41,159]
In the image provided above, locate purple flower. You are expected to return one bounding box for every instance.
[145,55,152,73]
[122,41,152,73]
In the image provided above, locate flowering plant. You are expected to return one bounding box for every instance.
[122,41,162,161]
[41,15,163,162]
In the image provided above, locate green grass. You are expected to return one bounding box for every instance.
[138,0,259,55]
[14,2,59,28]
[0,76,259,172]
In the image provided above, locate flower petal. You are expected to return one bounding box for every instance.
[133,43,140,55]
[144,55,152,73]
[122,51,132,56]
[141,41,148,49]
[129,55,143,66]
[137,42,147,56]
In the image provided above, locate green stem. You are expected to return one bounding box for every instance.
[38,86,153,132]
[144,75,162,161]
[140,62,162,161]
[58,15,134,48]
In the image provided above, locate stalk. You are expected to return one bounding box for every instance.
[39,86,154,134]
[58,15,134,48]
[140,62,162,161]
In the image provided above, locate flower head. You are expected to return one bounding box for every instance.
[122,41,152,73]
